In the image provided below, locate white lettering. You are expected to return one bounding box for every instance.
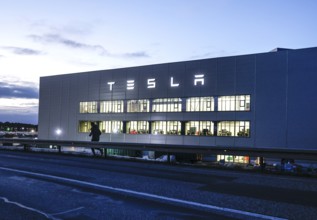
[107,82,115,91]
[127,80,135,90]
[147,78,156,88]
[194,74,204,86]
[170,77,179,87]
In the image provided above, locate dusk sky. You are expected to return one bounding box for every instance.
[1,0,317,124]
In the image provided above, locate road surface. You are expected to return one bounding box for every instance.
[0,150,316,219]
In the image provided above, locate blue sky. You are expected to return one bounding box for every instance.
[0,0,317,124]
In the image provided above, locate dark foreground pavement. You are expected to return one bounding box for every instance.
[0,150,316,220]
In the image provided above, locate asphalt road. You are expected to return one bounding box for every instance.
[0,150,316,220]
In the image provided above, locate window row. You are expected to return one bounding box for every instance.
[79,121,250,137]
[79,95,250,113]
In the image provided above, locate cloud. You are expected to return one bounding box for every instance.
[0,81,38,99]
[0,46,44,55]
[123,51,150,58]
[29,34,108,55]
[29,34,151,58]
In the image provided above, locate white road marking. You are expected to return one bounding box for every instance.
[0,166,287,220]
[0,196,59,220]
[50,206,85,216]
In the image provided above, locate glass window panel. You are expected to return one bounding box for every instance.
[218,95,250,111]
[100,121,123,133]
[100,100,124,113]
[218,121,250,137]
[127,121,149,134]
[127,100,150,112]
[166,121,181,135]
[151,121,166,134]
[152,98,182,112]
[186,97,214,112]
[79,102,98,113]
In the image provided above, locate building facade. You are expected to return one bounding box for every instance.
[38,47,317,161]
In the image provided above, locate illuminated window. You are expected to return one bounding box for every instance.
[166,121,181,135]
[217,155,250,163]
[152,98,182,112]
[217,121,250,137]
[79,102,98,113]
[186,97,214,111]
[78,121,101,133]
[236,95,250,111]
[100,121,123,133]
[79,121,91,132]
[236,121,250,137]
[100,100,124,113]
[151,121,181,135]
[185,121,214,136]
[218,95,250,111]
[126,121,149,134]
[127,100,150,112]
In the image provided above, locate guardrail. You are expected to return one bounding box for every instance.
[1,138,317,161]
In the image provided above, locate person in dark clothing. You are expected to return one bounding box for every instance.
[89,122,102,156]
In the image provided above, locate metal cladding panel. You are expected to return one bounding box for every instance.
[125,68,139,99]
[183,136,200,146]
[287,48,317,149]
[88,72,101,101]
[59,76,71,140]
[183,112,200,121]
[47,77,63,139]
[78,133,90,141]
[215,137,235,146]
[111,68,126,100]
[198,112,218,121]
[199,136,216,146]
[149,64,169,98]
[233,112,251,121]
[124,113,139,121]
[108,134,125,142]
[77,73,90,101]
[135,135,151,143]
[199,59,218,96]
[151,113,167,121]
[100,134,111,142]
[133,113,151,121]
[165,113,183,121]
[150,135,167,144]
[38,77,51,139]
[100,70,114,100]
[255,52,288,148]
[69,76,80,139]
[235,55,256,94]
[217,112,237,121]
[184,61,202,97]
[217,57,236,95]
[125,134,138,143]
[166,136,183,145]
[234,138,253,148]
[99,114,124,121]
[167,62,185,98]
[137,65,153,99]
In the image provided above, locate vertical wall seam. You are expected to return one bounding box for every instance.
[285,51,289,149]
[254,55,257,149]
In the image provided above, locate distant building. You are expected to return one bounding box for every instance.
[38,47,317,163]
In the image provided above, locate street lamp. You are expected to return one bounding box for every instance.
[55,128,62,136]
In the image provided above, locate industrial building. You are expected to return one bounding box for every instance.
[38,47,317,163]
